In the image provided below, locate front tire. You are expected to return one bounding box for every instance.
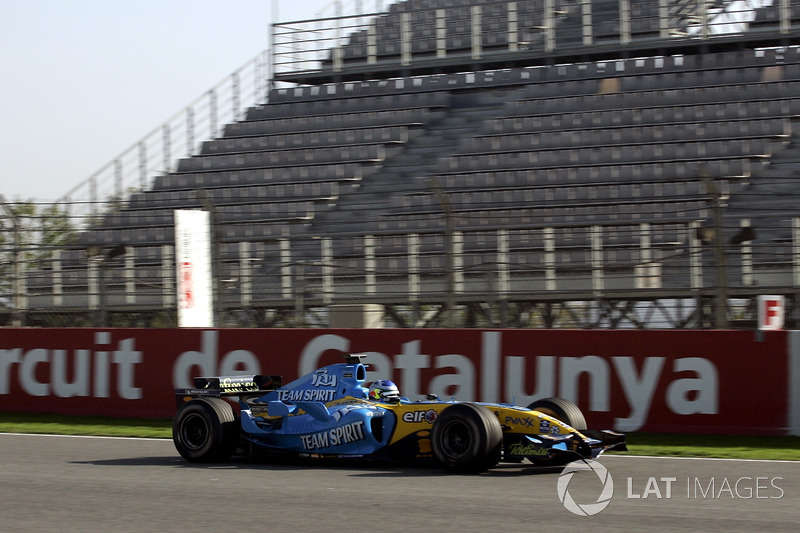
[173,398,238,462]
[527,397,587,431]
[432,403,503,473]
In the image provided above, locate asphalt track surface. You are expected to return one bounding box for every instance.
[2,433,799,532]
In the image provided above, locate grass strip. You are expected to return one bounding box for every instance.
[609,432,800,461]
[2,412,799,461]
[0,412,172,439]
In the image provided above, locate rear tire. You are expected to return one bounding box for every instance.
[527,397,587,431]
[173,398,238,462]
[432,403,503,473]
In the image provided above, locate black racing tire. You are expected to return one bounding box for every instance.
[527,397,587,431]
[173,398,239,462]
[431,403,503,474]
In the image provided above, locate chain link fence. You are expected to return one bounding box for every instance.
[2,197,799,329]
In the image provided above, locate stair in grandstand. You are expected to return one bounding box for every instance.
[669,0,716,35]
[307,88,521,234]
[729,133,800,212]
[723,124,800,261]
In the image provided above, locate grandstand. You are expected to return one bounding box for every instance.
[10,0,800,328]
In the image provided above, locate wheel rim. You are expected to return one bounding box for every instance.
[439,420,472,459]
[180,412,209,451]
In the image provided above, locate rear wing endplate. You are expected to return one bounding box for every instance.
[175,374,282,400]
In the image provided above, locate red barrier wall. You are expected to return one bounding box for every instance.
[0,328,790,434]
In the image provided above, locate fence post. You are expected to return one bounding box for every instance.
[186,107,195,156]
[138,141,147,189]
[209,89,218,138]
[231,71,240,118]
[162,123,171,172]
[1,195,25,326]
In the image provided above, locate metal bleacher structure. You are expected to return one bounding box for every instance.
[19,0,800,328]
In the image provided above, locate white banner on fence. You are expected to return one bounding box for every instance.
[758,295,785,331]
[174,209,214,327]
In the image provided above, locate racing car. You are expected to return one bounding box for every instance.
[172,354,626,473]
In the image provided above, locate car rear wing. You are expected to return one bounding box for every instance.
[174,375,282,406]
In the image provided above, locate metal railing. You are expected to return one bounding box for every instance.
[3,200,800,328]
[49,1,387,228]
[272,0,798,79]
[54,50,271,228]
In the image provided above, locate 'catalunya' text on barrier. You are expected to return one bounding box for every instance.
[0,328,790,434]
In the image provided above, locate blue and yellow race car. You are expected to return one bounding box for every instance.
[172,355,626,473]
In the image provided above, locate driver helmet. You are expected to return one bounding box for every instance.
[368,380,400,402]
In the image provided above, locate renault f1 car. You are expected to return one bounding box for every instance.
[172,355,626,473]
